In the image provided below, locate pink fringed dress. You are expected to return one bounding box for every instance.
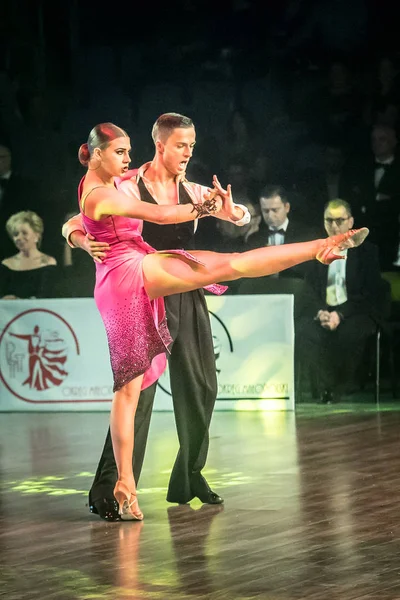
[78,180,226,392]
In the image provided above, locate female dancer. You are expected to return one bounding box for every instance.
[78,123,368,520]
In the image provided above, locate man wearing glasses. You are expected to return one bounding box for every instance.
[296,199,383,403]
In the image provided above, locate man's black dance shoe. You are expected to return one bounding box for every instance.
[190,475,224,505]
[89,497,121,521]
[195,489,224,505]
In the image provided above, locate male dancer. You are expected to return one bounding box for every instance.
[63,113,250,520]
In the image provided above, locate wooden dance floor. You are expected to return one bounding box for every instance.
[1,406,400,600]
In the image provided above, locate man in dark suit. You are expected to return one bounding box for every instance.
[295,199,383,402]
[246,184,318,278]
[340,124,400,269]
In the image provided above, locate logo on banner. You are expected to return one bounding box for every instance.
[0,309,80,403]
[157,310,233,396]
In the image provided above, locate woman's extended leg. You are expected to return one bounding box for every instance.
[110,375,144,520]
[143,241,320,299]
[143,235,340,300]
[143,229,369,300]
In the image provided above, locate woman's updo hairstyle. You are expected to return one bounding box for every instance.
[78,122,128,166]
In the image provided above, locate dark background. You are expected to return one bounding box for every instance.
[2,0,400,262]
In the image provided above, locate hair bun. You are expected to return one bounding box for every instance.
[78,143,90,166]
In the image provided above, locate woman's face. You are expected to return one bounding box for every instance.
[98,136,131,177]
[10,221,40,251]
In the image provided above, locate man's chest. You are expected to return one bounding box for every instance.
[147,181,179,205]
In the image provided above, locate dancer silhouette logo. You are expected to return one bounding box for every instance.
[0,309,80,403]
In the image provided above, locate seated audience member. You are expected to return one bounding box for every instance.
[366,57,400,128]
[223,107,259,170]
[300,60,362,145]
[295,199,383,403]
[295,141,347,227]
[0,142,41,259]
[248,153,278,201]
[54,211,96,298]
[341,124,400,269]
[323,61,361,134]
[246,185,319,278]
[0,211,57,299]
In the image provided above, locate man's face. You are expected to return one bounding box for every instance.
[371,127,397,159]
[0,145,11,177]
[323,205,354,236]
[259,195,290,228]
[158,127,196,176]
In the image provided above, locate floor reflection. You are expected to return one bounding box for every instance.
[167,504,224,596]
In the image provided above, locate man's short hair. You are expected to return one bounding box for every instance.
[151,113,194,144]
[259,185,288,204]
[324,198,352,216]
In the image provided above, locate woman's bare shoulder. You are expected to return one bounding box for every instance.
[40,254,57,266]
[1,255,18,268]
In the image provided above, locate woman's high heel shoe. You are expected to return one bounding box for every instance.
[316,227,369,265]
[113,482,144,521]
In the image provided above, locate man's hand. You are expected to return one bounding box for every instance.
[316,310,330,326]
[316,309,341,331]
[70,231,110,263]
[326,311,341,330]
[209,175,245,222]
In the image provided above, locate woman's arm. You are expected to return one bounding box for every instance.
[86,186,219,224]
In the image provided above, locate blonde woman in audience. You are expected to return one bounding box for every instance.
[0,210,57,299]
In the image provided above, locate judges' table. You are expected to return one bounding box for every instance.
[0,296,294,412]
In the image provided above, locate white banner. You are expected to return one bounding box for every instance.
[0,297,294,412]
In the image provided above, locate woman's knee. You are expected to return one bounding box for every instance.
[114,378,142,404]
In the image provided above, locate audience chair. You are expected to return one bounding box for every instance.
[360,277,395,405]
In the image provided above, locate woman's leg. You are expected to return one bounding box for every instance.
[143,240,321,300]
[110,374,144,518]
